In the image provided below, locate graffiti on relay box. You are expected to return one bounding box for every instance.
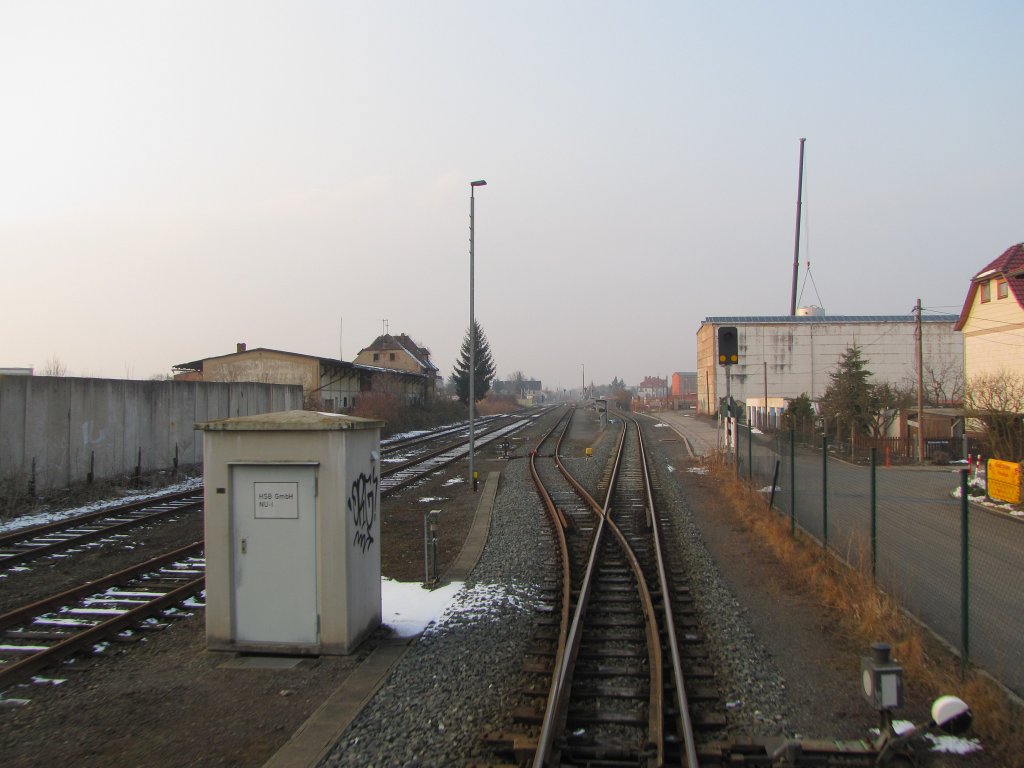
[348,465,379,554]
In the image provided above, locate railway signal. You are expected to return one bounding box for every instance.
[718,326,739,366]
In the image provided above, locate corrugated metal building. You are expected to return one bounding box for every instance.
[696,314,962,422]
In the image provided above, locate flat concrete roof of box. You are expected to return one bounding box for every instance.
[197,410,384,431]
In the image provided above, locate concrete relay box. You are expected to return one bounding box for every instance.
[197,410,384,655]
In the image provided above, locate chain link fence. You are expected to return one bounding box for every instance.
[734,422,1024,699]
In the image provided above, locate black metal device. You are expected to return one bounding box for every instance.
[718,326,738,366]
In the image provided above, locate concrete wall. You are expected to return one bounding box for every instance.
[0,376,303,492]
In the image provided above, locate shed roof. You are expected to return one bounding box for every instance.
[173,347,357,374]
[197,410,384,431]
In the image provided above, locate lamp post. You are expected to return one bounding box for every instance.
[469,179,486,490]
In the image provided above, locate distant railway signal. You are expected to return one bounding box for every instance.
[718,326,738,366]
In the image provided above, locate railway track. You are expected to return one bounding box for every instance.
[0,411,540,691]
[491,407,719,766]
[382,411,538,495]
[0,489,202,568]
[0,542,205,692]
[0,412,539,572]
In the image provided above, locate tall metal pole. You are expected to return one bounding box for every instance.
[916,298,925,464]
[790,138,806,316]
[469,180,486,488]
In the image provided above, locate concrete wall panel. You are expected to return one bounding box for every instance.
[0,376,28,480]
[0,376,302,492]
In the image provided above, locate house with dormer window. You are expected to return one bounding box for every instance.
[353,333,440,398]
[954,243,1024,382]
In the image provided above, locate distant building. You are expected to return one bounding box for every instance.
[671,372,698,407]
[174,340,436,411]
[493,378,543,399]
[353,333,439,385]
[0,368,33,376]
[637,376,668,400]
[696,313,963,425]
[955,243,1024,382]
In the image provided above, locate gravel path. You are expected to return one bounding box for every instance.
[319,412,856,767]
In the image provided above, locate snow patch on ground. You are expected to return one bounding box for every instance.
[0,477,202,534]
[382,579,463,637]
[381,579,538,638]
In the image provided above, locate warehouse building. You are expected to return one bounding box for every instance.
[696,311,962,425]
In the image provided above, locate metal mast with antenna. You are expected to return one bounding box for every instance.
[790,138,806,316]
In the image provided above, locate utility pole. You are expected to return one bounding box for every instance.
[916,298,925,464]
[790,138,806,316]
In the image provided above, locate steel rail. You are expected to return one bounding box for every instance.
[532,403,604,767]
[534,415,666,766]
[0,495,202,567]
[0,544,205,689]
[598,419,663,764]
[0,489,200,545]
[531,414,674,766]
[528,406,575,757]
[632,413,700,767]
[381,416,535,496]
[380,414,521,479]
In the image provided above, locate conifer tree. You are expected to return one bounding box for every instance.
[452,320,496,405]
[818,345,875,444]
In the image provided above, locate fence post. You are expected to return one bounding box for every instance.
[822,435,828,551]
[790,428,796,536]
[959,468,970,679]
[769,460,780,510]
[747,421,753,483]
[870,447,877,581]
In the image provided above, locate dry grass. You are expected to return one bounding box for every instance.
[706,455,1024,766]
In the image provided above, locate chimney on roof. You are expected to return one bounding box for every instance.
[237,343,247,353]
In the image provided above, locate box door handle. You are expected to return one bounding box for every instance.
[241,538,247,555]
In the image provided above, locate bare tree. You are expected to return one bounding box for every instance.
[963,371,1024,460]
[43,354,67,376]
[901,354,964,406]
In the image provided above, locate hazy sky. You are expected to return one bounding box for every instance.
[3,2,1021,390]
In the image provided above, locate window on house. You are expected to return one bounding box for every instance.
[389,353,396,361]
[980,282,991,303]
[373,353,380,361]
[997,278,1008,299]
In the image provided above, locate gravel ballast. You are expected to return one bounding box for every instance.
[319,411,892,766]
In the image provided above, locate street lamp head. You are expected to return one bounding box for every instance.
[470,179,487,187]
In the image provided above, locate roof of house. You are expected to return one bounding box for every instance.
[639,376,667,388]
[358,334,438,373]
[173,347,356,373]
[172,347,429,381]
[954,243,1024,330]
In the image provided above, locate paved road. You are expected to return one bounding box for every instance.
[651,410,1024,699]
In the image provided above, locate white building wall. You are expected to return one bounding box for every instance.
[697,317,962,413]
[960,286,1024,381]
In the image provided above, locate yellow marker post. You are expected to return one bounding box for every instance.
[585,447,593,460]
